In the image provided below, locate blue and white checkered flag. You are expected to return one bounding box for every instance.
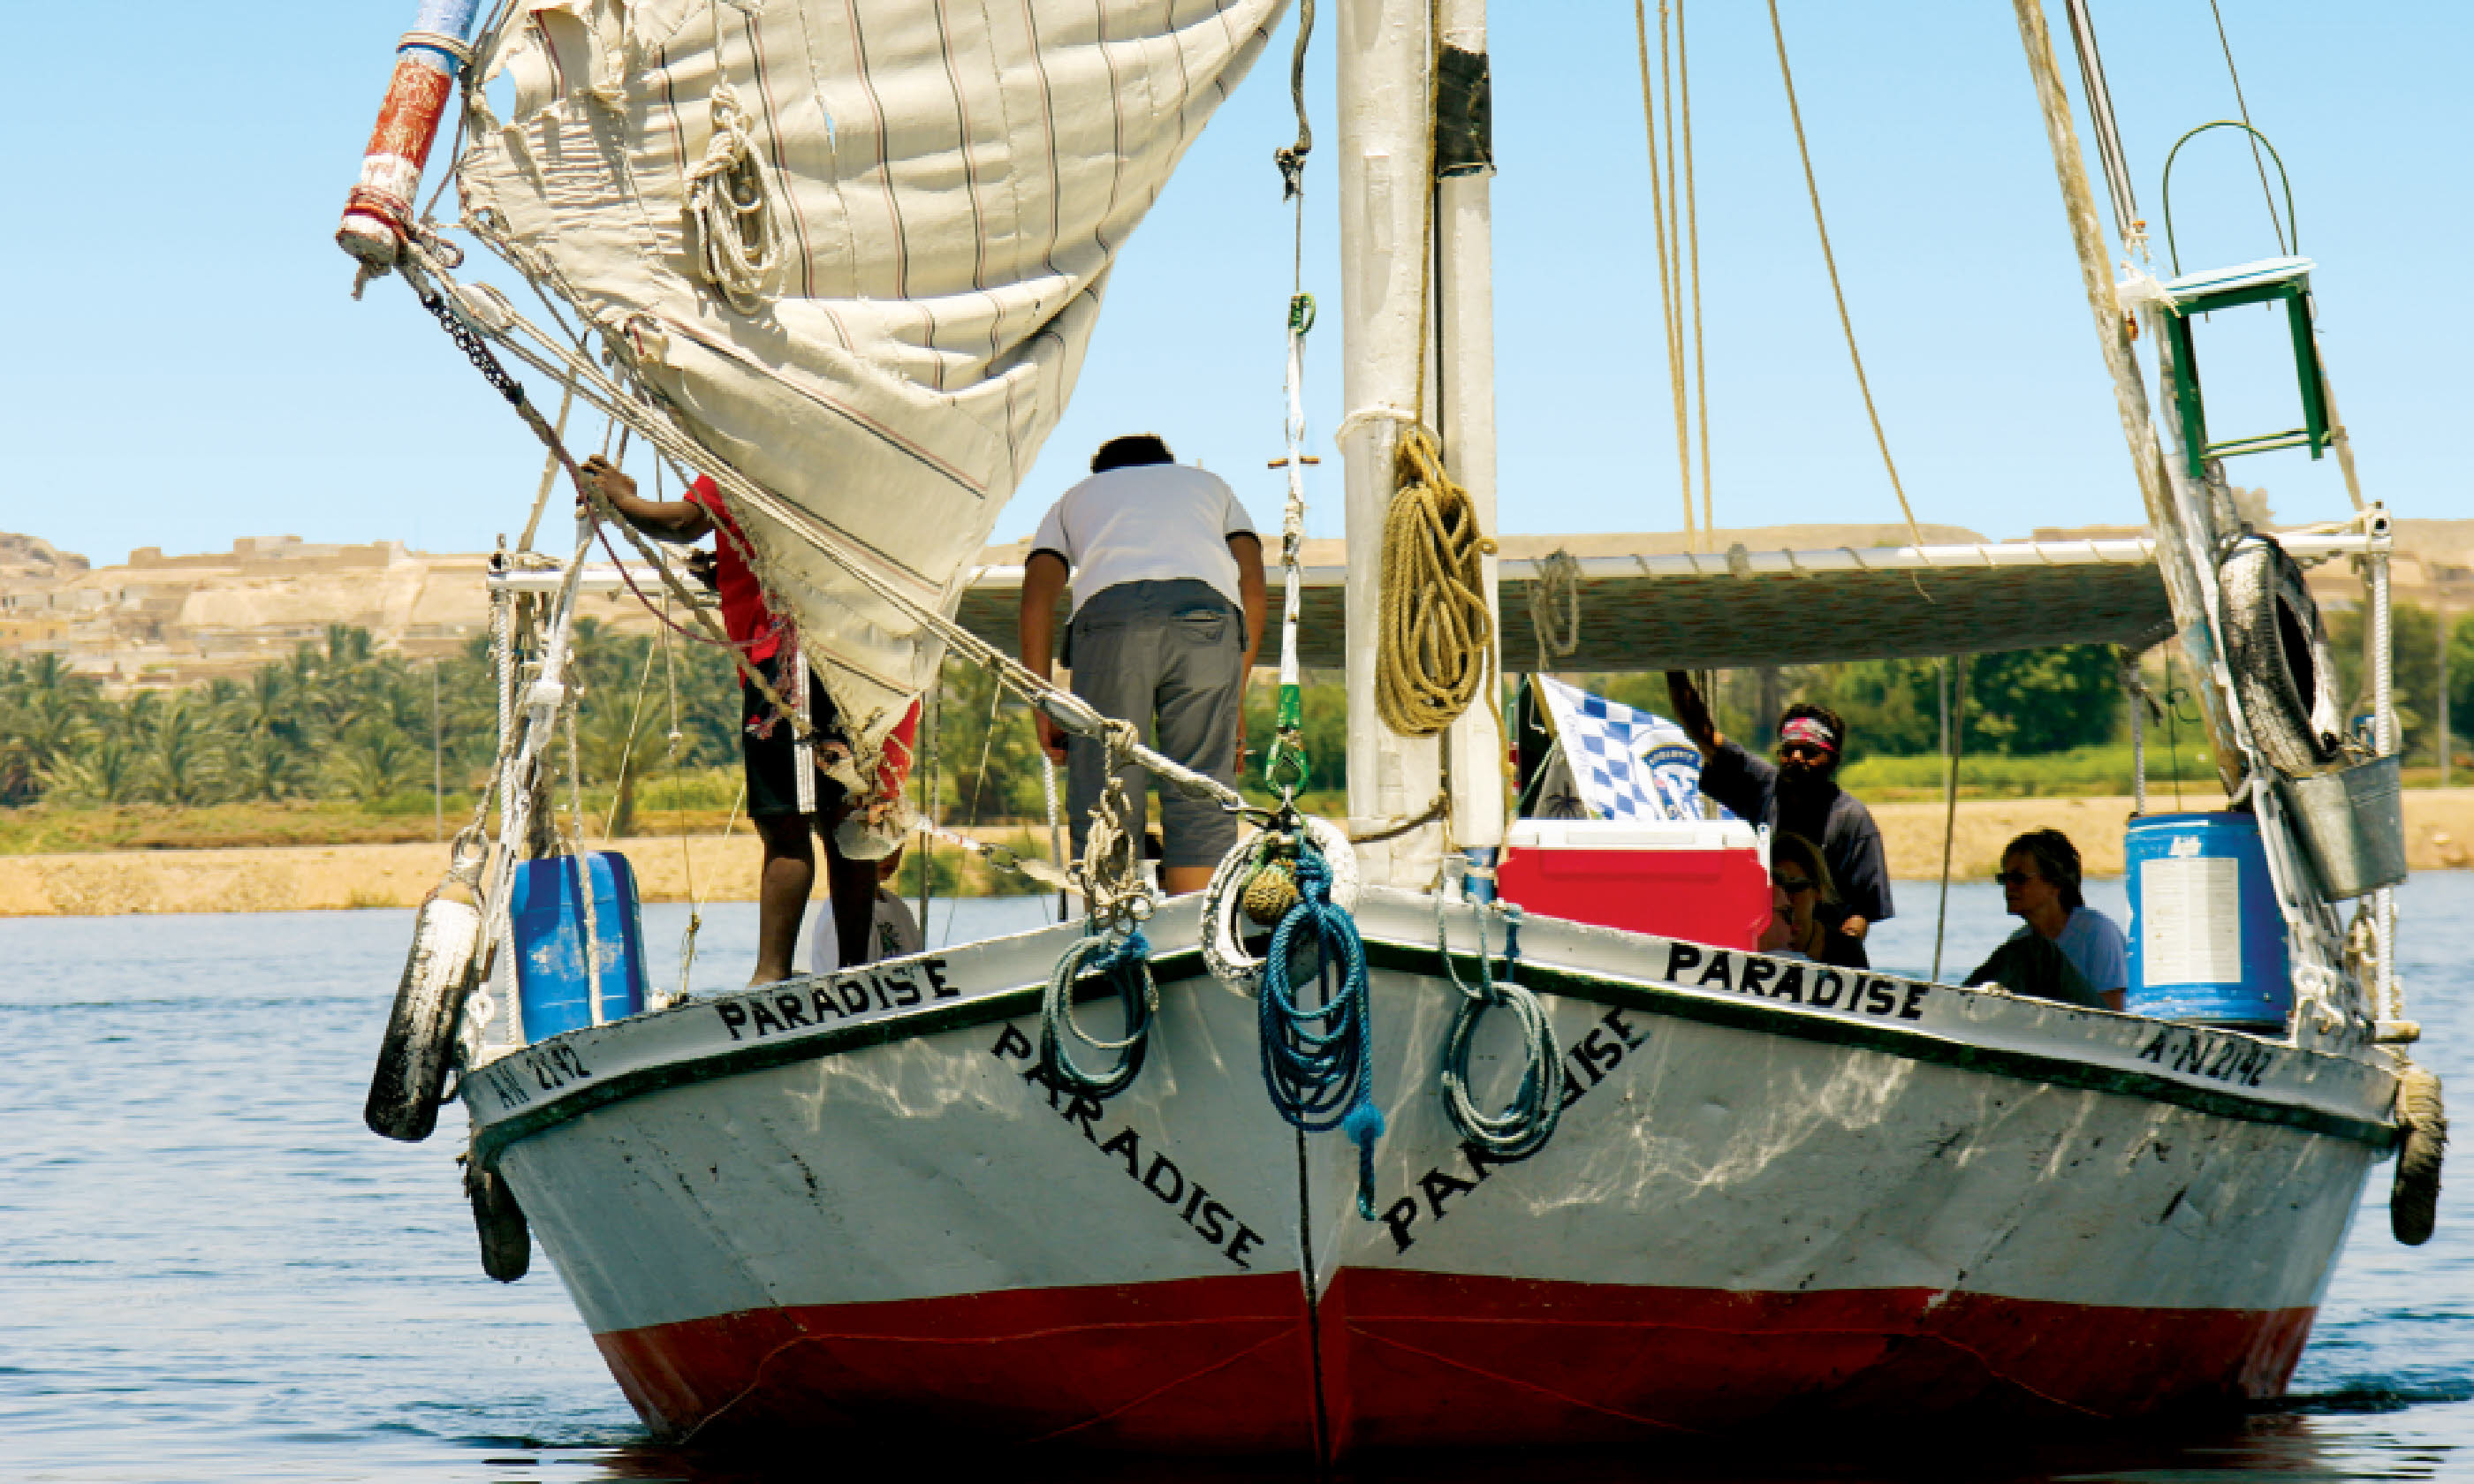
[1534,676,1708,822]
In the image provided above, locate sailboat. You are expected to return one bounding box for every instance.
[338,0,2442,1456]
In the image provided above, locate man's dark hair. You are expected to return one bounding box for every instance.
[2006,828,2085,912]
[1092,434,1174,473]
[1780,702,1848,757]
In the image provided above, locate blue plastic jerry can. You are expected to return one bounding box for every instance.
[511,852,649,1040]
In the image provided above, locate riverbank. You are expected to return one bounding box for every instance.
[4,794,2471,916]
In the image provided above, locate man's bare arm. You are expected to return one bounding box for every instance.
[1021,551,1071,764]
[1229,533,1267,672]
[1229,532,1267,770]
[1664,670,1725,757]
[580,456,713,541]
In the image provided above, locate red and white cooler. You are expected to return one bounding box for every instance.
[1494,818,1772,950]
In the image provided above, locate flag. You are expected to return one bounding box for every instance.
[1533,677,1711,822]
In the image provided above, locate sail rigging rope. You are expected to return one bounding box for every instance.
[2203,0,2288,257]
[397,241,1249,829]
[1764,0,1928,557]
[1632,0,1711,546]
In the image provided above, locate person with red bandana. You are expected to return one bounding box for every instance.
[581,455,880,983]
[1664,674,1892,969]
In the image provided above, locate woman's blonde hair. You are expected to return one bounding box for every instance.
[1772,831,1837,904]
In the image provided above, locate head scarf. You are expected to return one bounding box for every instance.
[1780,716,1840,755]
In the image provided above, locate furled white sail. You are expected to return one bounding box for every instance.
[457,0,1286,742]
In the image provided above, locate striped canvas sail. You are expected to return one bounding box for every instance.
[456,0,1286,742]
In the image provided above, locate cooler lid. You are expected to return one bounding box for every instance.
[1505,817,1763,853]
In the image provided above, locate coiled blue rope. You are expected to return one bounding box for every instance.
[1259,843,1385,1218]
[1039,926,1157,1101]
[1437,899,1563,1161]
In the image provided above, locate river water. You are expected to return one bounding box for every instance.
[3,877,2468,1482]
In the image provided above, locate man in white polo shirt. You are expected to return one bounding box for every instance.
[1019,434,1266,894]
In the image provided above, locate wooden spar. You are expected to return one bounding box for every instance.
[2009,0,2244,791]
[338,0,484,268]
[1436,0,1506,855]
[1338,0,1446,887]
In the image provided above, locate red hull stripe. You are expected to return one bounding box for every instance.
[595,1272,1319,1452]
[595,1270,2316,1453]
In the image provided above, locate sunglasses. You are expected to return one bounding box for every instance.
[1993,870,2039,887]
[1778,742,1833,762]
[1776,875,1818,895]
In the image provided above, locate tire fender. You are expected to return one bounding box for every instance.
[2218,537,2344,776]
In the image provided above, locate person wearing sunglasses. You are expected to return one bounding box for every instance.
[1757,832,1866,966]
[1969,829,2128,1011]
[1665,672,1891,968]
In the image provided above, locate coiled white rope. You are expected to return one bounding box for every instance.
[687,84,782,314]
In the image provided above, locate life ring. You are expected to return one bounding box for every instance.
[2218,537,2344,776]
[467,1162,532,1282]
[2392,1062,2447,1247]
[1201,815,1357,992]
[365,843,488,1143]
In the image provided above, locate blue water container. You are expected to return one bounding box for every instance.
[2124,812,2291,1029]
[510,852,649,1039]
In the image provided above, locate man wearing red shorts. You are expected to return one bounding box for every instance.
[583,455,877,981]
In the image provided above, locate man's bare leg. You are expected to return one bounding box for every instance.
[1162,866,1212,896]
[751,813,815,985]
[819,814,884,970]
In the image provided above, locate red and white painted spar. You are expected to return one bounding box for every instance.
[336,0,482,268]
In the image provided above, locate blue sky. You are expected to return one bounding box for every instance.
[3,2,2464,567]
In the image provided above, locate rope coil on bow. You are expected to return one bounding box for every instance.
[1039,924,1158,1102]
[1436,898,1564,1161]
[1259,840,1385,1219]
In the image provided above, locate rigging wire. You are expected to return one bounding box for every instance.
[2060,0,2144,259]
[2203,0,2288,256]
[1676,2,1713,539]
[1764,0,1927,556]
[1632,1,1696,547]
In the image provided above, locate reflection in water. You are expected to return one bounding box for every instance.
[0,882,2463,1481]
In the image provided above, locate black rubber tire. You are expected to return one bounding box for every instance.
[365,897,483,1143]
[468,1163,532,1283]
[2393,1064,2447,1247]
[2219,537,2343,776]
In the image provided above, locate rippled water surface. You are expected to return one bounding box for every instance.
[4,877,2469,1481]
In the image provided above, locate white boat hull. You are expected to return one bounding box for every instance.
[460,890,2396,1454]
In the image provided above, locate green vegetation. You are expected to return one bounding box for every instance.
[7,601,2470,860]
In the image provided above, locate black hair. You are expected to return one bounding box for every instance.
[1092,434,1175,473]
[1780,701,1848,757]
[2005,828,2085,912]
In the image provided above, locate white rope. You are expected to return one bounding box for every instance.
[686,83,783,314]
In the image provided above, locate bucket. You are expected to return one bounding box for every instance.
[2124,812,2290,1029]
[2278,754,2409,901]
[511,852,649,1040]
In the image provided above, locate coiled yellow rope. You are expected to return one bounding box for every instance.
[1376,428,1496,738]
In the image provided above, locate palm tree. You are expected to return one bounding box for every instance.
[144,693,229,806]
[327,717,422,805]
[42,726,144,805]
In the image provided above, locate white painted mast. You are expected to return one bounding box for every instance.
[1337,0,1502,886]
[1436,0,1507,859]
